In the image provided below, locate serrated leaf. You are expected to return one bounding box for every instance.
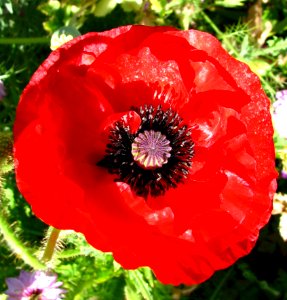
[126,270,153,300]
[255,37,287,56]
[141,267,155,287]
[125,285,143,300]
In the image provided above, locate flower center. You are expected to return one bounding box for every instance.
[131,130,172,169]
[97,105,194,198]
[29,289,42,299]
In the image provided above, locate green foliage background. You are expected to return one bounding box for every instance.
[1,0,287,299]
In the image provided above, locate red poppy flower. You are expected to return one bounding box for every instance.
[14,25,277,285]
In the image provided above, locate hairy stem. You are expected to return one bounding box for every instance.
[0,212,46,270]
[200,10,239,56]
[41,227,61,263]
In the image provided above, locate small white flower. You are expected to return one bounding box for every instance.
[273,90,287,139]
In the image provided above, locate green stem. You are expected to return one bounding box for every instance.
[0,212,46,270]
[69,0,95,26]
[0,37,49,45]
[41,227,61,262]
[200,10,240,56]
[209,268,233,300]
[200,10,275,97]
[260,76,276,98]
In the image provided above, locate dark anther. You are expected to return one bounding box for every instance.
[97,105,194,198]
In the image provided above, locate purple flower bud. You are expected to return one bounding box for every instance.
[5,270,66,300]
[281,170,287,179]
[0,79,6,100]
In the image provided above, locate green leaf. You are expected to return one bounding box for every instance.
[4,1,13,14]
[273,17,287,35]
[243,59,272,77]
[149,0,163,14]
[239,263,281,298]
[94,0,119,17]
[125,269,153,300]
[255,37,287,56]
[274,133,287,151]
[125,284,143,300]
[121,0,143,13]
[215,0,247,8]
[3,187,15,209]
[38,0,61,15]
